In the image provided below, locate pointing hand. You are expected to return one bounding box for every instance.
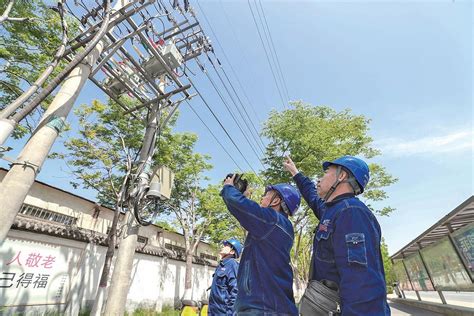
[283,156,299,176]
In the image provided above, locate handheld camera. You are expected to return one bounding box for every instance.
[225,173,248,193]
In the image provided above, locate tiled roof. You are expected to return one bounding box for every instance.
[12,214,217,267]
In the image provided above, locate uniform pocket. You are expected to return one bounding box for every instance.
[315,224,331,241]
[241,260,251,295]
[315,225,335,263]
[215,269,227,287]
[345,233,367,266]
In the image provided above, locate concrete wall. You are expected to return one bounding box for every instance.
[0,169,217,315]
[1,229,214,315]
[0,168,218,261]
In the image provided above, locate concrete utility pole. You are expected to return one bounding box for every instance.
[0,0,130,243]
[102,211,140,315]
[102,96,163,315]
[0,0,68,135]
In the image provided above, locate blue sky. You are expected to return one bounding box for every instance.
[2,0,472,255]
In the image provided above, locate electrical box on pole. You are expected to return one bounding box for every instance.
[104,42,184,97]
[104,61,144,96]
[143,43,184,78]
[147,165,174,200]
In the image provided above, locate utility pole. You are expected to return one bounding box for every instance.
[0,0,129,243]
[1,1,211,314]
[101,211,140,315]
[102,86,163,314]
[92,3,211,312]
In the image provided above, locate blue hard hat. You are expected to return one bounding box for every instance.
[265,183,301,216]
[322,156,370,193]
[223,238,243,258]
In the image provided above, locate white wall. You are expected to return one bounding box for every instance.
[0,229,214,315]
[0,169,218,264]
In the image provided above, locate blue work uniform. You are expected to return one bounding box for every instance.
[209,257,239,315]
[294,172,391,316]
[221,185,298,315]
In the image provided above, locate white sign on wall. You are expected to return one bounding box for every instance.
[0,236,83,307]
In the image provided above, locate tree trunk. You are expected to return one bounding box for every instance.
[102,211,139,315]
[90,205,121,316]
[182,251,194,301]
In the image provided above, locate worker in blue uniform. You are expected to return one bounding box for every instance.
[284,155,391,315]
[209,238,242,315]
[221,174,301,315]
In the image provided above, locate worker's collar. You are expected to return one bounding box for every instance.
[220,256,235,265]
[325,193,355,207]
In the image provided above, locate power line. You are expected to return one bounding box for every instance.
[217,0,265,124]
[194,0,266,152]
[247,0,287,109]
[252,0,289,103]
[205,54,266,156]
[253,0,288,102]
[186,76,260,175]
[197,61,266,168]
[185,100,244,172]
[208,53,267,152]
[256,0,290,101]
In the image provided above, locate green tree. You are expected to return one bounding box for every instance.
[381,238,395,293]
[198,184,244,245]
[261,101,397,290]
[202,172,265,247]
[57,97,178,314]
[159,132,213,300]
[61,98,177,207]
[0,0,76,137]
[60,97,230,303]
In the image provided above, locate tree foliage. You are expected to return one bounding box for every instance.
[58,96,230,299]
[0,0,77,137]
[262,101,397,216]
[381,238,395,292]
[261,101,397,289]
[56,98,177,208]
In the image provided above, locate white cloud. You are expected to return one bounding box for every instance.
[376,130,473,157]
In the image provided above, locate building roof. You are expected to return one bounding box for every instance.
[12,213,215,266]
[391,195,474,260]
[0,167,111,210]
[0,167,213,245]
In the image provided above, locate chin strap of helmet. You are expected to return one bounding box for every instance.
[268,191,290,216]
[346,177,362,195]
[323,166,362,201]
[323,166,343,201]
[280,202,290,216]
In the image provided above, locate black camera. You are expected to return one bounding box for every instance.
[226,173,248,193]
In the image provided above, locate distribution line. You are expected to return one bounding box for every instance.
[217,0,264,124]
[247,0,287,109]
[186,76,260,175]
[195,0,266,148]
[198,60,266,169]
[256,0,290,101]
[205,54,266,156]
[216,58,266,151]
[185,100,244,172]
[253,0,288,102]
